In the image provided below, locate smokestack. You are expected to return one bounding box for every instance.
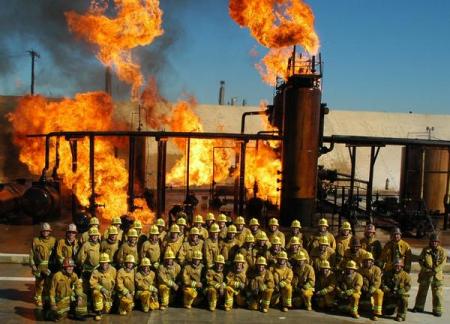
[105,66,112,96]
[218,80,225,105]
[242,99,247,106]
[231,97,237,106]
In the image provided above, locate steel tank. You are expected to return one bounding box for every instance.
[423,148,450,213]
[22,181,61,221]
[399,146,424,202]
[280,74,322,227]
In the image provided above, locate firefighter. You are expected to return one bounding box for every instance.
[135,257,159,312]
[140,225,161,271]
[254,231,270,260]
[248,256,274,313]
[335,260,363,319]
[89,253,116,320]
[340,237,367,270]
[308,218,336,251]
[314,260,336,311]
[287,236,309,266]
[220,224,240,264]
[100,226,120,267]
[182,250,205,308]
[335,221,353,266]
[224,253,248,311]
[310,236,336,273]
[30,222,56,307]
[56,223,79,270]
[267,236,283,268]
[48,258,87,321]
[127,220,146,251]
[117,228,139,268]
[359,252,383,320]
[77,227,100,289]
[116,254,136,315]
[156,218,167,243]
[103,217,123,242]
[204,223,220,269]
[162,224,183,257]
[292,251,315,311]
[157,249,182,310]
[234,216,251,247]
[286,220,303,249]
[80,217,100,244]
[271,251,293,312]
[205,254,226,311]
[239,234,257,273]
[249,218,263,238]
[193,215,209,241]
[176,217,187,242]
[413,233,447,317]
[361,224,382,266]
[380,227,412,273]
[381,258,411,322]
[267,218,285,248]
[217,214,228,240]
[205,212,216,230]
[178,227,204,265]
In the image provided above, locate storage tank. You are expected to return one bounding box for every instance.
[423,148,450,213]
[399,146,424,202]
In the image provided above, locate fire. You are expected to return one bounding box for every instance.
[229,0,320,83]
[65,0,164,99]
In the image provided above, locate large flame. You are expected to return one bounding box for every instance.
[7,93,154,223]
[65,0,164,99]
[229,0,320,84]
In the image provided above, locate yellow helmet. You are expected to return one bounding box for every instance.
[194,215,204,224]
[218,214,227,223]
[245,234,255,243]
[234,216,245,225]
[177,217,187,226]
[125,254,136,264]
[156,218,165,227]
[149,225,159,236]
[89,227,100,236]
[277,251,288,260]
[108,226,119,235]
[271,236,281,245]
[209,223,220,233]
[140,257,151,267]
[89,217,100,226]
[341,221,351,231]
[234,253,245,263]
[320,260,331,269]
[256,231,268,241]
[190,227,200,235]
[291,220,302,228]
[206,212,215,221]
[127,228,138,238]
[164,249,175,259]
[112,217,122,225]
[249,218,260,226]
[346,260,358,270]
[295,251,308,261]
[256,256,267,266]
[99,253,110,263]
[192,250,203,260]
[318,218,329,227]
[364,252,375,261]
[227,225,237,234]
[170,224,180,233]
[215,255,225,264]
[319,236,330,246]
[268,218,279,226]
[289,236,301,245]
[133,220,143,229]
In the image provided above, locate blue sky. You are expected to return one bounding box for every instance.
[1,0,450,113]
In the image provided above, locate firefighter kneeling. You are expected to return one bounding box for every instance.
[182,250,205,308]
[116,254,136,315]
[89,253,116,320]
[135,257,159,312]
[335,260,363,319]
[359,252,383,320]
[224,253,247,311]
[248,256,274,313]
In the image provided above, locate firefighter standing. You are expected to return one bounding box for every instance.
[380,227,412,273]
[135,257,159,312]
[80,217,100,244]
[413,233,447,317]
[116,254,136,315]
[248,256,274,313]
[77,227,100,292]
[100,226,120,267]
[310,236,336,272]
[89,253,116,320]
[140,225,161,271]
[361,224,382,266]
[30,222,56,307]
[267,218,285,248]
[204,223,220,269]
[205,254,226,311]
[335,221,352,266]
[193,215,209,241]
[178,227,204,265]
[286,220,303,249]
[162,224,183,256]
[234,216,251,247]
[55,224,79,269]
[117,228,139,268]
[292,251,315,311]
[308,218,336,251]
[156,218,167,243]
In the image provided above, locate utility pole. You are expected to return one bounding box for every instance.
[27,49,40,95]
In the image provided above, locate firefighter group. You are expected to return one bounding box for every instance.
[30,213,447,322]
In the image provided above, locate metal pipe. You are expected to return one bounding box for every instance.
[51,136,60,179]
[186,138,190,200]
[89,135,96,216]
[128,136,136,212]
[156,138,167,218]
[241,111,268,134]
[238,140,247,216]
[69,139,78,218]
[40,135,51,181]
[367,147,381,217]
[348,146,357,207]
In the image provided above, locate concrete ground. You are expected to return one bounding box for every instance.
[0,263,449,324]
